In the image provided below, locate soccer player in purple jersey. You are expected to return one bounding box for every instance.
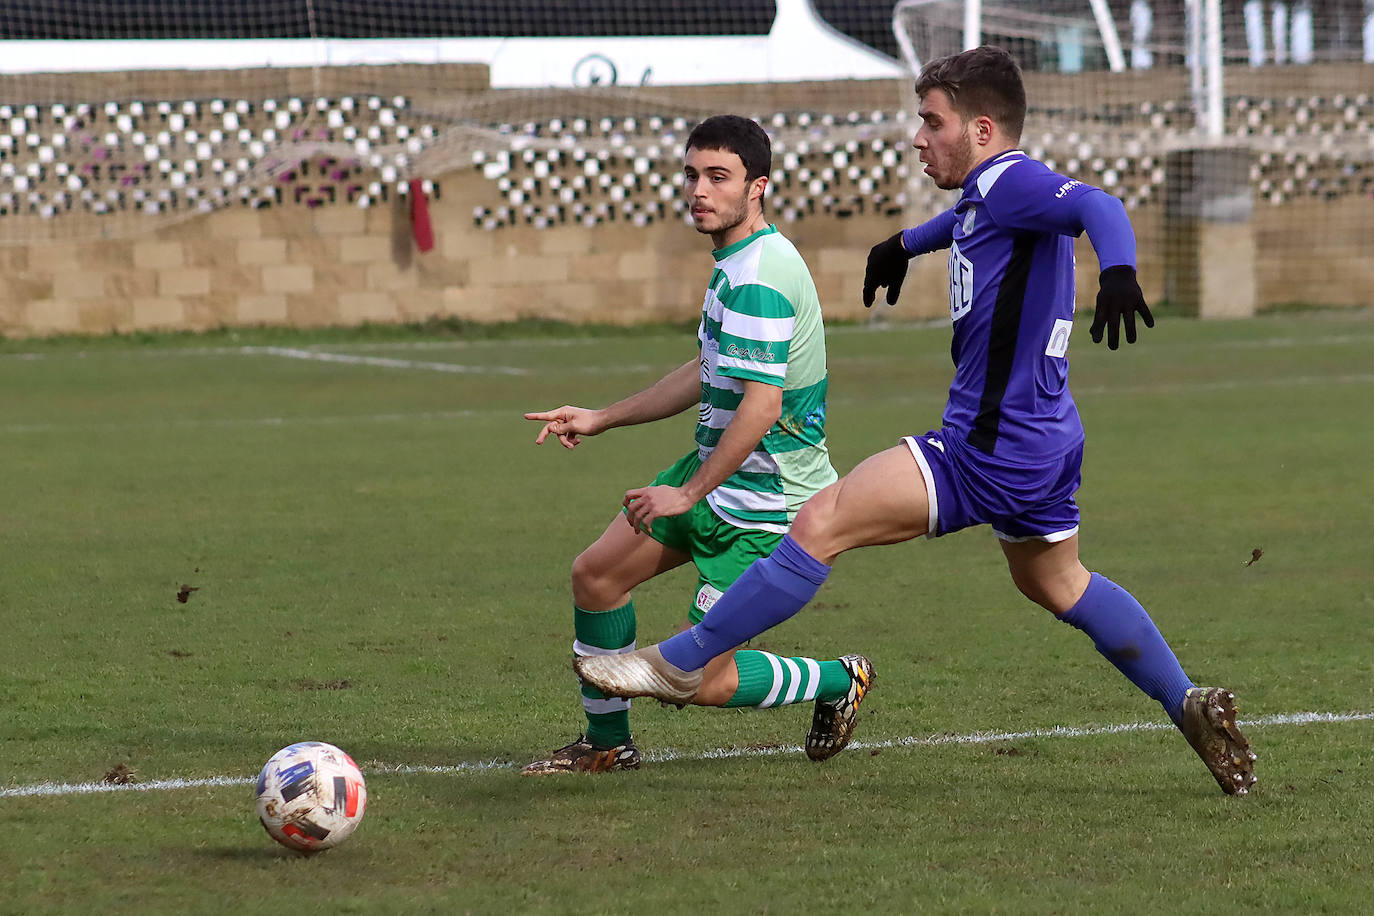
[577,46,1257,795]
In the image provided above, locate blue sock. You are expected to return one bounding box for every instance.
[1061,573,1195,725]
[659,535,831,671]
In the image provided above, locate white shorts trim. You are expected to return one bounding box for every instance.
[992,525,1080,544]
[900,435,940,539]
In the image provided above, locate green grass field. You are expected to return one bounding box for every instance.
[2,310,1372,914]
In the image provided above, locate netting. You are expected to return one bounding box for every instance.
[0,1,1369,320]
[893,0,1373,311]
[0,1,914,245]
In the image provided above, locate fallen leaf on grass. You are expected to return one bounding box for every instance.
[102,763,137,785]
[176,584,199,603]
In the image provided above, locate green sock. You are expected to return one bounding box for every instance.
[574,601,636,747]
[724,650,852,708]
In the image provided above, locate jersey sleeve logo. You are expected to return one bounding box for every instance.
[725,342,778,363]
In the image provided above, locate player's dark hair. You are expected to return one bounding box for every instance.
[685,115,772,183]
[915,45,1027,142]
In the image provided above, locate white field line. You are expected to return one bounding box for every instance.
[4,344,1371,389]
[0,409,487,435]
[828,371,1374,411]
[3,709,1369,800]
[242,346,664,375]
[1068,372,1374,398]
[239,345,531,375]
[2,325,1369,366]
[2,370,1371,438]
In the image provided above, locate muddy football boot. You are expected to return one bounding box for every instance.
[573,645,702,706]
[806,654,876,762]
[519,734,641,776]
[1179,686,1257,795]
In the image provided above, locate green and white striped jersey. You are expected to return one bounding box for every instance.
[697,224,837,534]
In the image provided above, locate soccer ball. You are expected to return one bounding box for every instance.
[255,741,367,852]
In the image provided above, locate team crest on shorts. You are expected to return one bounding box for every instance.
[695,583,723,614]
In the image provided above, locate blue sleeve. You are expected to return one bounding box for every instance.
[981,164,1137,269]
[900,208,957,255]
[1075,190,1136,270]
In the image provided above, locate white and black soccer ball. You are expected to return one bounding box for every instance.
[255,741,367,852]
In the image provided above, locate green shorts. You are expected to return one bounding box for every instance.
[628,449,783,624]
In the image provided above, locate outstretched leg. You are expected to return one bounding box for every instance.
[1002,536,1256,794]
[577,445,928,697]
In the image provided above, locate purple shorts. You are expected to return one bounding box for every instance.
[902,429,1083,543]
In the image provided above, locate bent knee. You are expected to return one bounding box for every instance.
[1008,566,1088,615]
[1012,576,1057,612]
[788,482,856,561]
[571,550,619,607]
[790,484,840,542]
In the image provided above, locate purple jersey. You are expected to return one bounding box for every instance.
[910,151,1126,463]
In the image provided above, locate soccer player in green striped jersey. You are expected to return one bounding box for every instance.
[521,115,875,775]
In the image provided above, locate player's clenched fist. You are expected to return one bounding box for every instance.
[622,484,694,533]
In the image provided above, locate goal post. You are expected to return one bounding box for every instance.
[0,0,1367,337]
[892,0,1374,314]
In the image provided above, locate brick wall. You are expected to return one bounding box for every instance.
[1,60,1369,336]
[2,162,1368,338]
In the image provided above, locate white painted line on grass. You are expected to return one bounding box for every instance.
[4,709,1369,800]
[4,324,1367,366]
[5,369,1369,437]
[0,345,663,376]
[0,409,487,436]
[1075,372,1374,397]
[1,775,256,798]
[244,346,663,376]
[241,346,531,376]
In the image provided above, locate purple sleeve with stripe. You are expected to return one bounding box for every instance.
[901,208,958,255]
[981,164,1137,269]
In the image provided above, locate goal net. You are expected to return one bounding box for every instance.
[0,1,914,244]
[894,0,1373,311]
[0,0,1368,316]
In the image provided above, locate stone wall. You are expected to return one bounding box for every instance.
[0,62,1369,336]
[2,167,1369,337]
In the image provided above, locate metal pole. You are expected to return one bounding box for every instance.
[1205,0,1224,139]
[964,0,982,50]
[1087,0,1127,72]
[1187,0,1206,133]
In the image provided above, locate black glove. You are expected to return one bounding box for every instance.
[1090,265,1154,350]
[862,232,914,307]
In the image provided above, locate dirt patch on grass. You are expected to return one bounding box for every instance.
[293,678,354,691]
[102,763,137,784]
